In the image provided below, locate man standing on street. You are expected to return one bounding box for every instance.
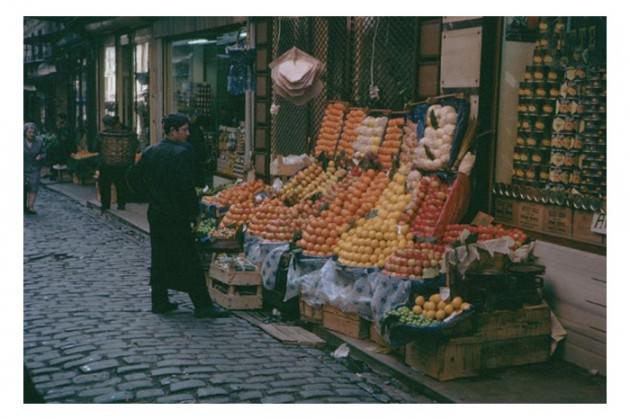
[130,113,229,318]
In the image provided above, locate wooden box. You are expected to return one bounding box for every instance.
[404,304,551,381]
[299,298,323,324]
[322,304,370,340]
[572,210,605,245]
[207,264,262,310]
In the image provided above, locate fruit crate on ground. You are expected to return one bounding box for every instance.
[206,264,262,310]
[299,298,323,324]
[322,304,370,340]
[404,304,551,381]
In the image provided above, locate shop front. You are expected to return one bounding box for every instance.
[157,18,254,188]
[190,16,606,379]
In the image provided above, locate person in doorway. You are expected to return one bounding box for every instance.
[128,113,229,318]
[187,114,210,188]
[97,115,135,212]
[23,122,46,215]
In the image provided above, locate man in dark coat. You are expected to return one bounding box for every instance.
[130,113,228,318]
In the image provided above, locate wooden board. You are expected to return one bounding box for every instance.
[322,304,370,340]
[236,312,326,348]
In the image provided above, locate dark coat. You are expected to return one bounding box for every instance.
[130,139,203,292]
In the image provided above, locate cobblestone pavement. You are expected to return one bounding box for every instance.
[24,188,432,404]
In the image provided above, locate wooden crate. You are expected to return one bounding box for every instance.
[322,304,370,340]
[299,298,323,324]
[404,304,551,381]
[207,265,262,310]
[543,205,573,238]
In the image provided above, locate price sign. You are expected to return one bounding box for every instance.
[590,212,606,235]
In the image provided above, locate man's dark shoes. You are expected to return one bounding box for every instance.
[194,304,230,318]
[151,301,179,314]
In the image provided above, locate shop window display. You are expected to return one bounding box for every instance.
[168,27,249,181]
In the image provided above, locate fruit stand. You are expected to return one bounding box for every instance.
[190,95,557,381]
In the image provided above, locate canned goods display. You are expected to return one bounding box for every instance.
[542,100,556,114]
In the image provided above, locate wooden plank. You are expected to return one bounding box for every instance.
[247,320,325,348]
[552,300,606,335]
[563,342,607,376]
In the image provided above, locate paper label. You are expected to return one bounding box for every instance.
[590,212,606,235]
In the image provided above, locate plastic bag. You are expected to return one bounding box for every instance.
[320,261,374,320]
[285,253,329,302]
[261,244,290,290]
[370,271,413,326]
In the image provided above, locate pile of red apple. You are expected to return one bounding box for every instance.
[383,242,446,279]
[442,224,528,249]
[411,176,451,238]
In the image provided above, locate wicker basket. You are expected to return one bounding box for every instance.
[100,130,135,166]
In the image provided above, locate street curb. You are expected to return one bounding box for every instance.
[43,183,150,236]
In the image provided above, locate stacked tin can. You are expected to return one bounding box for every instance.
[547,65,606,195]
[512,18,566,187]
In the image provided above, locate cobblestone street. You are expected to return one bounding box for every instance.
[23,188,430,404]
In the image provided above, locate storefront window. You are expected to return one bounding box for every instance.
[104,45,116,117]
[134,41,150,148]
[168,27,250,180]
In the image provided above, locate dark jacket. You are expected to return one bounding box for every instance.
[130,139,198,228]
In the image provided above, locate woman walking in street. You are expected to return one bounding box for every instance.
[23,122,45,215]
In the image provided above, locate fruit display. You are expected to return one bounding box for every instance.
[314,102,347,157]
[353,116,388,158]
[210,227,237,240]
[293,198,324,232]
[315,162,345,196]
[442,224,528,249]
[248,199,297,242]
[378,117,405,170]
[219,199,255,228]
[388,294,471,326]
[383,242,446,279]
[337,108,368,156]
[298,169,389,257]
[335,166,417,267]
[413,104,458,171]
[202,179,265,206]
[400,121,419,165]
[195,218,217,237]
[411,176,451,239]
[279,163,338,204]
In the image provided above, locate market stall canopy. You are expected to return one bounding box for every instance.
[269,47,324,106]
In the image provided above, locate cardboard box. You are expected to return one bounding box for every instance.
[516,202,544,231]
[572,210,605,245]
[494,197,518,225]
[543,205,573,238]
